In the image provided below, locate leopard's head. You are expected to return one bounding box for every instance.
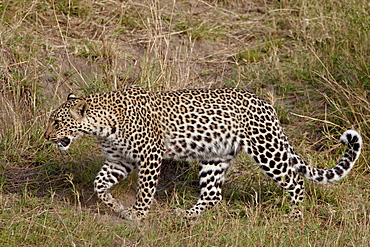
[44,93,88,151]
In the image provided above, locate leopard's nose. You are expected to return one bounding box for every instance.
[44,132,50,140]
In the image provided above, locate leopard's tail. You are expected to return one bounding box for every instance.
[293,130,362,184]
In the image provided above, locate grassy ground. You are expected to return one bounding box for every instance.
[1,0,369,246]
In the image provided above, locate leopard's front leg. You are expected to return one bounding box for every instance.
[119,153,162,220]
[94,160,134,214]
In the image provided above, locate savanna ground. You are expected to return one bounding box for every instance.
[0,0,369,246]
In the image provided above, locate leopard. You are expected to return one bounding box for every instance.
[44,87,362,221]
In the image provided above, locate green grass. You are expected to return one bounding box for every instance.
[0,0,369,246]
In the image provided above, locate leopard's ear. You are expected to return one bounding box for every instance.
[67,93,77,100]
[70,100,88,122]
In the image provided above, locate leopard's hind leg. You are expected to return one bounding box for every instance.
[245,132,305,220]
[176,159,230,218]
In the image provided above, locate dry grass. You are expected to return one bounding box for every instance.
[0,0,369,246]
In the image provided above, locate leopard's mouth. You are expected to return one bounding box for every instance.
[56,137,71,150]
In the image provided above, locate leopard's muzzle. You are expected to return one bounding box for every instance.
[56,137,71,150]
